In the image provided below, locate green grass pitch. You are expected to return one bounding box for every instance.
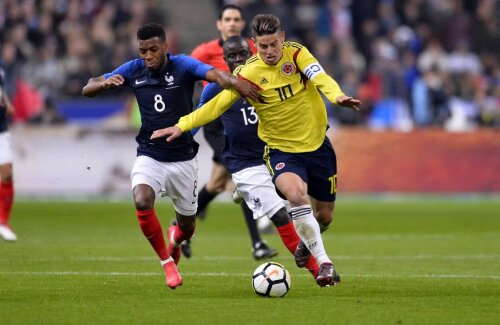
[1,198,499,324]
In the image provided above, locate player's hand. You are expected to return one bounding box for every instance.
[101,74,124,90]
[150,126,183,142]
[336,95,361,111]
[234,78,259,102]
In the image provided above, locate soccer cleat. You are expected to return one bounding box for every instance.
[167,226,182,264]
[315,263,341,287]
[252,241,278,260]
[294,241,311,268]
[171,219,192,258]
[162,260,183,289]
[181,239,192,258]
[0,224,17,242]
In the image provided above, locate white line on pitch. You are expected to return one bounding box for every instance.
[0,271,498,280]
[0,254,498,262]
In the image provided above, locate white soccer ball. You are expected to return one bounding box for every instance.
[252,262,291,297]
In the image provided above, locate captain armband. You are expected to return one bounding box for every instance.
[304,62,325,80]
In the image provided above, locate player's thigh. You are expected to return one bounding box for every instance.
[0,132,13,166]
[264,147,308,205]
[130,156,164,195]
[163,157,199,216]
[306,140,338,202]
[232,165,285,219]
[208,162,231,189]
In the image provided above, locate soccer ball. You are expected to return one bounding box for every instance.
[252,262,291,297]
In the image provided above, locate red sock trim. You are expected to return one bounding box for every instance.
[136,208,155,217]
[277,222,300,255]
[0,181,14,224]
[174,224,195,243]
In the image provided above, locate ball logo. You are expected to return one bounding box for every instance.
[281,62,295,76]
[275,162,285,170]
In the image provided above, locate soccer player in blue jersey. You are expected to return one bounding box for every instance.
[0,61,16,242]
[151,15,361,287]
[196,35,320,278]
[82,23,258,289]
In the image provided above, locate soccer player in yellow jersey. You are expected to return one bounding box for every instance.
[151,14,361,287]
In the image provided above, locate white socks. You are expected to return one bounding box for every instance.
[290,205,332,265]
[160,257,174,266]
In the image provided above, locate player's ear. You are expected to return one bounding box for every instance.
[280,31,286,42]
[216,19,222,32]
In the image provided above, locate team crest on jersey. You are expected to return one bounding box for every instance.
[275,162,285,170]
[165,73,174,85]
[280,62,295,76]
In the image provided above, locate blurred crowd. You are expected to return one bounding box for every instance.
[1,0,499,130]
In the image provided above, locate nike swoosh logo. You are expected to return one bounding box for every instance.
[135,80,146,85]
[259,269,280,286]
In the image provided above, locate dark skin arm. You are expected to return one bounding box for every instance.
[82,75,125,97]
[205,69,258,102]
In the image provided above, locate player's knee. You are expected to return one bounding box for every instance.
[2,174,13,183]
[270,207,291,227]
[133,185,155,211]
[315,207,333,225]
[284,189,308,207]
[133,192,154,211]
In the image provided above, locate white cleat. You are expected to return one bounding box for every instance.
[0,224,17,242]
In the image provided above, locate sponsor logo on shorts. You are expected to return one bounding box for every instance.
[275,162,285,170]
[281,62,295,76]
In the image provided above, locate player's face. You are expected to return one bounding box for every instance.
[138,37,168,71]
[254,31,285,65]
[217,9,245,40]
[223,41,252,72]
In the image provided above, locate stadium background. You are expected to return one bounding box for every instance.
[1,0,499,198]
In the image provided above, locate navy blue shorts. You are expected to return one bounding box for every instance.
[263,137,338,202]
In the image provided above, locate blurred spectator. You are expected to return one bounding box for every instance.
[0,0,175,124]
[0,0,498,129]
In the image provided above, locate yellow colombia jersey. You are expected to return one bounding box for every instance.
[177,41,345,153]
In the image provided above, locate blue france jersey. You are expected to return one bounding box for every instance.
[198,83,266,173]
[0,62,7,133]
[104,54,213,162]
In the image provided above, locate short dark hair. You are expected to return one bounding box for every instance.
[137,23,166,41]
[252,14,281,37]
[218,4,243,20]
[223,35,249,51]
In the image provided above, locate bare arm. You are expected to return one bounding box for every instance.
[205,69,259,102]
[82,75,124,97]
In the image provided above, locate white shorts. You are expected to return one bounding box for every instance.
[232,164,285,219]
[130,155,198,216]
[0,131,13,165]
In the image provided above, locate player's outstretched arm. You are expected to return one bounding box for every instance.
[151,126,182,142]
[205,69,258,101]
[82,75,124,97]
[336,95,362,111]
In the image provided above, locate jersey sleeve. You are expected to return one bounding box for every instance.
[176,88,240,132]
[295,46,345,104]
[182,55,214,80]
[198,83,223,107]
[190,83,223,135]
[103,60,137,85]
